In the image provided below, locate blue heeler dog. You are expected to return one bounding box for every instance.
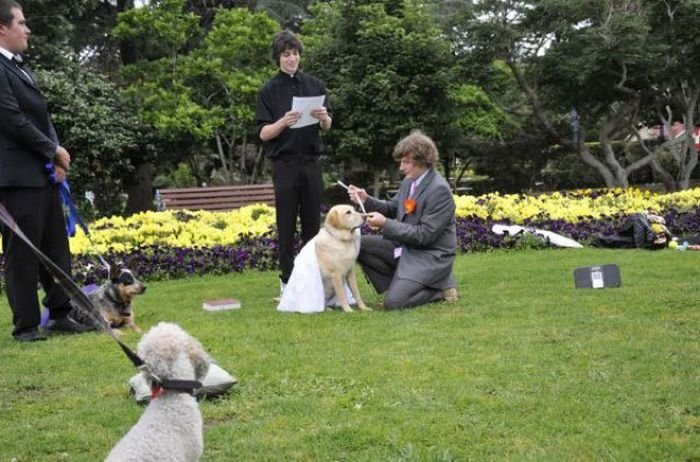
[71,263,147,335]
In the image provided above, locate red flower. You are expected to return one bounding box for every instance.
[404,198,417,215]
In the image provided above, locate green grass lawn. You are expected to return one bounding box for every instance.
[1,248,699,461]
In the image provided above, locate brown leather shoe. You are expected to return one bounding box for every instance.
[442,287,459,303]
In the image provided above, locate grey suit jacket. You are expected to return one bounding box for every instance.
[365,168,457,289]
[0,54,58,188]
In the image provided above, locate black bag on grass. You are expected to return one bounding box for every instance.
[592,213,670,250]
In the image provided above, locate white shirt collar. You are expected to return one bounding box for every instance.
[412,169,429,188]
[0,46,15,61]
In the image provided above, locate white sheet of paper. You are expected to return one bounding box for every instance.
[291,95,326,129]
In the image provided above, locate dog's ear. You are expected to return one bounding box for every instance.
[124,259,136,272]
[326,207,341,229]
[187,337,211,381]
[108,262,120,282]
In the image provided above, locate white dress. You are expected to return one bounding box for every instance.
[277,234,358,314]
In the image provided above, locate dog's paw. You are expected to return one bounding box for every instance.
[357,305,372,312]
[341,305,354,313]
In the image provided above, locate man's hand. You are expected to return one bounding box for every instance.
[365,212,386,229]
[54,146,71,171]
[347,185,367,205]
[54,165,67,183]
[281,110,302,128]
[261,110,302,141]
[310,106,331,129]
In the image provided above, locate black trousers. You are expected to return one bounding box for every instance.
[272,156,322,283]
[358,235,442,310]
[0,185,72,336]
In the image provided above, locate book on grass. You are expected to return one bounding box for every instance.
[202,298,241,311]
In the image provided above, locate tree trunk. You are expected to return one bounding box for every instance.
[678,144,698,189]
[371,173,381,198]
[508,61,624,188]
[441,158,453,191]
[578,145,618,188]
[251,145,266,184]
[117,0,137,65]
[214,132,232,183]
[633,121,695,192]
[649,158,677,192]
[677,89,699,188]
[124,162,155,215]
[237,132,246,181]
[674,134,698,190]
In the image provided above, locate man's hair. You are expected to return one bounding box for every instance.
[271,29,303,64]
[392,130,439,167]
[0,0,20,27]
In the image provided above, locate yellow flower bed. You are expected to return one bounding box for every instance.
[454,187,700,222]
[9,187,691,257]
[69,204,276,255]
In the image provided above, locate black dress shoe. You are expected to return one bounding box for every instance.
[13,328,48,342]
[44,316,95,335]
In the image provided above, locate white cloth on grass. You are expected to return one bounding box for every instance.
[277,235,357,314]
[492,224,583,248]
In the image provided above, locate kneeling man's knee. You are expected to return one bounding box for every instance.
[383,294,406,310]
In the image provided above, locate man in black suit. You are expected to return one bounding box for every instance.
[0,0,91,341]
[255,30,332,298]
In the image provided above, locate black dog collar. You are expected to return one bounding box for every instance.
[104,289,131,315]
[151,379,203,399]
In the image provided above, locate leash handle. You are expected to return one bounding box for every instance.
[45,163,90,237]
[59,181,89,237]
[44,162,57,183]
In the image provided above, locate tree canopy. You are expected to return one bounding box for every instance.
[303,0,461,186]
[455,0,700,190]
[15,0,700,217]
[114,0,278,185]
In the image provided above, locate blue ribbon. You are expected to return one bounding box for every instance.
[45,163,89,237]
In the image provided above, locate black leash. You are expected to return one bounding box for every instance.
[0,204,144,368]
[0,204,204,395]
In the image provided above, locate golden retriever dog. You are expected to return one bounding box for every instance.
[316,205,371,312]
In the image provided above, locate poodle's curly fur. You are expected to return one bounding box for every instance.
[106,322,211,462]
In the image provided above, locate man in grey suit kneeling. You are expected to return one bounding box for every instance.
[347,130,459,310]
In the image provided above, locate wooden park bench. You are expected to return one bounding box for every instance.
[157,183,275,212]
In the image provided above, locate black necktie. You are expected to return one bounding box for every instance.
[11,54,33,83]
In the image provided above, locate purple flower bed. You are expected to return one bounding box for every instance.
[458,207,700,252]
[0,207,697,290]
[70,232,282,286]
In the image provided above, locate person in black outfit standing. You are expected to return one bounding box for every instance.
[255,30,332,297]
[0,0,91,341]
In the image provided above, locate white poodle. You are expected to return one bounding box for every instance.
[106,322,211,462]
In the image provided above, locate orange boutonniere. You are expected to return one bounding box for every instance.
[404,198,417,215]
